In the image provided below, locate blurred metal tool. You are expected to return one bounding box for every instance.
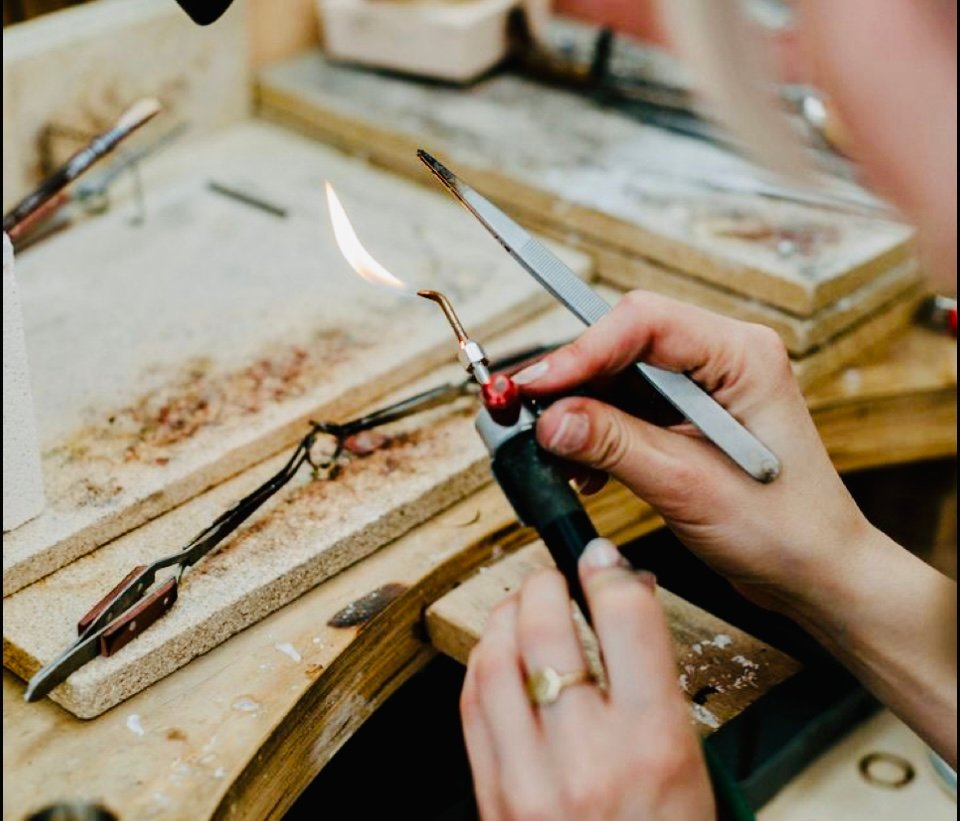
[916,295,958,338]
[9,123,187,248]
[3,98,162,235]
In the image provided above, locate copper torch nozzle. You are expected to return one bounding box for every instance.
[417,289,469,344]
[417,289,490,382]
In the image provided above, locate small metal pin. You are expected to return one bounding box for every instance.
[207,181,288,218]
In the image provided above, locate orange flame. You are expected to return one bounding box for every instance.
[325,182,407,290]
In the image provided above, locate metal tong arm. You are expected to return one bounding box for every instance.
[72,343,559,641]
[25,343,561,702]
[320,344,559,441]
[75,428,320,645]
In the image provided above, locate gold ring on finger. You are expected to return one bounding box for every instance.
[526,666,594,707]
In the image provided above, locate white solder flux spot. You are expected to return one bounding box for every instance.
[231,696,261,713]
[274,642,302,663]
[691,703,721,730]
[126,713,146,737]
[2,232,45,532]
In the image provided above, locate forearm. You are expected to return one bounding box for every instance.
[788,527,957,768]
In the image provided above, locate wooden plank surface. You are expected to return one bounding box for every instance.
[4,310,952,717]
[807,326,958,471]
[247,0,320,70]
[589,244,918,356]
[2,0,250,211]
[1,478,662,821]
[256,50,914,317]
[426,541,801,734]
[2,120,589,596]
[790,289,922,390]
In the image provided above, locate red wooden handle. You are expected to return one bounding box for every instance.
[77,565,147,635]
[99,578,178,657]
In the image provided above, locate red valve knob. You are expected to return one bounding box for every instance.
[481,373,521,426]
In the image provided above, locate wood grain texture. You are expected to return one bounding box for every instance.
[2,0,250,211]
[588,245,918,357]
[2,120,590,596]
[511,201,921,357]
[1,476,664,820]
[426,541,801,734]
[790,287,923,390]
[808,327,958,472]
[256,50,914,316]
[4,311,952,717]
[247,0,321,69]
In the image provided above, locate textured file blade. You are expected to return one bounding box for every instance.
[417,151,781,482]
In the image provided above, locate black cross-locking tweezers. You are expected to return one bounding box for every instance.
[24,343,557,702]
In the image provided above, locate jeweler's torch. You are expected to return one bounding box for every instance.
[419,290,598,619]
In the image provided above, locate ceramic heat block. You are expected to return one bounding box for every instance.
[318,0,517,83]
[3,233,45,531]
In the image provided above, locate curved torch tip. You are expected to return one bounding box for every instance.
[416,289,469,344]
[416,288,443,303]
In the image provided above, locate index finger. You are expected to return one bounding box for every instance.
[513,290,760,397]
[578,539,683,710]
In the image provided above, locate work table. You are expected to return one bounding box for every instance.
[4,325,955,820]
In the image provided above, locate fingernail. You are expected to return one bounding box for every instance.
[581,538,627,569]
[571,475,589,495]
[546,412,589,455]
[636,570,657,591]
[512,360,549,385]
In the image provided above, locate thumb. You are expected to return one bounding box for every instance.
[537,396,728,510]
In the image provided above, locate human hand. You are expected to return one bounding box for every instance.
[461,538,713,820]
[513,290,875,617]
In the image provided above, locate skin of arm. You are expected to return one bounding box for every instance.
[527,0,959,767]
[515,292,957,768]
[461,2,957,815]
[785,526,958,769]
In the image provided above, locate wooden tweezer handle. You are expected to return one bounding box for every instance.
[76,566,179,657]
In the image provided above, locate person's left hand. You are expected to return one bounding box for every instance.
[460,538,714,820]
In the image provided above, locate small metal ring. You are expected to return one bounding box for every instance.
[858,751,916,789]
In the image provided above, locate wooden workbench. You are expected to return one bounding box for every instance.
[2,325,954,820]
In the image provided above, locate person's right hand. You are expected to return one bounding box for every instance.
[513,290,877,618]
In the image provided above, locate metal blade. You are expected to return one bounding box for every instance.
[418,151,780,483]
[24,634,101,703]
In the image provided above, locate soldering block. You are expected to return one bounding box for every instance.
[318,0,517,83]
[2,233,45,532]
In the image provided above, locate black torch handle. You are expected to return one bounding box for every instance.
[490,427,599,621]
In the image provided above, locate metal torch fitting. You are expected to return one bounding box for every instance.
[458,339,487,370]
[460,340,491,384]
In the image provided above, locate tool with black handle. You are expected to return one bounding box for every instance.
[419,290,598,619]
[478,403,597,618]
